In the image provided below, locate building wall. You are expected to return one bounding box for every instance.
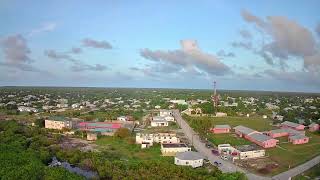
[289,137,309,145]
[174,158,203,168]
[310,124,319,132]
[151,121,168,127]
[212,128,230,134]
[45,120,66,130]
[239,150,265,159]
[281,125,305,131]
[268,132,289,138]
[161,147,191,156]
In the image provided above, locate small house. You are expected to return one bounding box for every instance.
[161,143,191,156]
[174,151,205,168]
[211,125,231,134]
[309,123,319,132]
[288,135,309,145]
[281,121,305,131]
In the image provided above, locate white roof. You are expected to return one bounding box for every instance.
[176,151,205,160]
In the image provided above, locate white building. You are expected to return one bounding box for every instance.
[235,145,265,160]
[136,133,180,148]
[18,106,38,113]
[216,112,227,117]
[169,99,187,105]
[71,103,80,109]
[45,116,73,130]
[151,116,169,127]
[175,151,205,168]
[117,116,128,122]
[159,109,173,117]
[161,143,191,156]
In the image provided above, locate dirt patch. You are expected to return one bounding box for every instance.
[60,137,99,152]
[235,157,279,175]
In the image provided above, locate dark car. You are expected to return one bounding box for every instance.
[213,161,222,167]
[211,149,220,155]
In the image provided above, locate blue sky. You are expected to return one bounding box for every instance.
[0,0,320,92]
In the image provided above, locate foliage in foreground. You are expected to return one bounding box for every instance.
[0,120,247,180]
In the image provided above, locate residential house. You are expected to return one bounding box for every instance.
[210,125,231,134]
[309,123,319,132]
[281,121,305,131]
[174,151,205,168]
[161,143,191,156]
[289,134,309,145]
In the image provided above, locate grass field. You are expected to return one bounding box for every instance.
[266,131,320,174]
[208,116,274,131]
[95,136,172,162]
[293,163,320,179]
[207,133,252,146]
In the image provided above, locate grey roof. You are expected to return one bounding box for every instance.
[269,128,301,135]
[235,144,263,152]
[248,133,274,142]
[162,143,188,148]
[234,125,256,135]
[176,151,205,160]
[281,121,302,128]
[289,134,308,140]
[152,116,166,121]
[214,125,231,129]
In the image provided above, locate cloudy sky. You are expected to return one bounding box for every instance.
[1,1,320,92]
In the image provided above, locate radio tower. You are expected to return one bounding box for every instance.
[212,81,219,108]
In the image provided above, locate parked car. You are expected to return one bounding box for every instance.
[213,161,222,167]
[220,155,228,160]
[211,149,219,155]
[205,143,212,148]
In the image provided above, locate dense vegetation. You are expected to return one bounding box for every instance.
[0,120,247,180]
[0,120,84,180]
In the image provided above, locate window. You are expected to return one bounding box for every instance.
[186,161,189,165]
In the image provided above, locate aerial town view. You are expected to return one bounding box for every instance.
[1,1,320,180]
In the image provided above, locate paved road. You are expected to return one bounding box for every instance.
[272,155,320,180]
[172,110,269,180]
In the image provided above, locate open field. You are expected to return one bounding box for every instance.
[207,116,274,131]
[266,131,320,175]
[207,133,252,146]
[95,136,170,161]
